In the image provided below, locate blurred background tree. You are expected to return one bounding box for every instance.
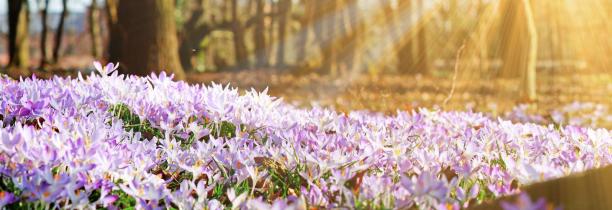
[111,0,185,79]
[0,0,610,112]
[6,0,29,77]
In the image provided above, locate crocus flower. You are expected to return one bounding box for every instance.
[0,62,608,209]
[500,193,551,210]
[0,191,17,208]
[93,61,119,76]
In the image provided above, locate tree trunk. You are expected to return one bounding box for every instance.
[52,0,68,63]
[380,0,399,46]
[231,0,249,68]
[344,0,361,72]
[267,0,276,66]
[179,0,205,71]
[334,0,353,75]
[522,0,537,101]
[115,0,185,80]
[7,0,29,74]
[276,0,291,68]
[477,0,489,74]
[253,0,268,67]
[396,0,416,73]
[320,0,338,75]
[414,0,429,74]
[498,0,522,78]
[295,0,313,67]
[498,0,537,101]
[312,0,326,55]
[105,0,120,63]
[468,165,612,210]
[88,0,103,59]
[39,0,50,68]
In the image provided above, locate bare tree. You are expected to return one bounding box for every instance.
[294,0,314,67]
[476,0,490,74]
[334,0,359,75]
[115,0,185,79]
[312,0,325,60]
[315,0,338,75]
[415,0,429,74]
[380,0,399,47]
[276,0,291,68]
[88,0,103,59]
[344,0,362,72]
[179,0,207,71]
[52,0,68,63]
[498,0,538,101]
[522,0,538,101]
[104,0,120,62]
[231,0,249,68]
[7,0,29,75]
[178,1,238,71]
[253,0,268,67]
[396,0,415,73]
[267,0,276,65]
[39,0,50,68]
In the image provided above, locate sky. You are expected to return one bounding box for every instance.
[0,0,94,14]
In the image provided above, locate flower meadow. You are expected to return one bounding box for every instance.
[0,63,610,209]
[504,102,612,129]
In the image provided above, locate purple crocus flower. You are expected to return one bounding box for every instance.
[0,191,17,207]
[17,100,48,117]
[500,193,553,210]
[93,61,119,76]
[0,61,608,209]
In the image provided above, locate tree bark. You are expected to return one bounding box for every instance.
[294,0,313,67]
[115,0,185,80]
[334,0,354,75]
[498,0,522,78]
[39,0,50,68]
[52,0,68,63]
[267,0,276,65]
[105,0,120,63]
[344,0,362,72]
[88,0,103,59]
[396,0,416,73]
[477,0,489,74]
[414,0,429,74]
[380,0,399,46]
[179,0,205,71]
[497,0,537,101]
[7,0,29,76]
[312,0,326,56]
[276,0,291,68]
[253,0,268,67]
[231,0,249,68]
[522,0,537,101]
[468,165,612,210]
[319,0,338,75]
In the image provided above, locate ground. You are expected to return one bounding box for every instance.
[187,69,611,121]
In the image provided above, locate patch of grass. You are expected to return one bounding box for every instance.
[0,175,21,195]
[233,180,252,197]
[108,104,163,140]
[109,103,247,145]
[210,183,226,200]
[210,121,237,139]
[166,171,194,191]
[264,162,305,199]
[88,189,102,203]
[0,176,48,210]
[112,190,137,209]
[490,157,507,170]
